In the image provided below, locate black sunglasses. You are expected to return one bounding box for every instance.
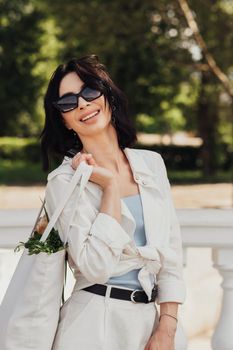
[53,85,103,113]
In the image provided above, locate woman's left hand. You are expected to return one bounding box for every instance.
[144,318,177,350]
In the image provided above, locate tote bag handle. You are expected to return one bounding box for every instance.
[40,161,93,243]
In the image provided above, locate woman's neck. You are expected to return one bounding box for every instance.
[81,144,126,175]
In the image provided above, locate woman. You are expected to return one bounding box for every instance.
[41,54,186,350]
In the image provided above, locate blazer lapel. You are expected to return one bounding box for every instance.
[123,148,167,246]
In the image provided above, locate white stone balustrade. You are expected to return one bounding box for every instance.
[0,208,233,350]
[178,209,233,350]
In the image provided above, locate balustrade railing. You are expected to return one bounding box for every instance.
[0,208,232,350]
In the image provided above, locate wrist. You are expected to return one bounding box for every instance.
[159,313,178,323]
[158,314,177,335]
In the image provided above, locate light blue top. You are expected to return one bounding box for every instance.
[107,193,152,290]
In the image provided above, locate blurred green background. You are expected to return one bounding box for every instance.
[0,0,232,185]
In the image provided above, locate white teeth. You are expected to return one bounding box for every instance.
[81,111,99,122]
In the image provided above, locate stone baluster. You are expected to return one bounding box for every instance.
[211,247,233,350]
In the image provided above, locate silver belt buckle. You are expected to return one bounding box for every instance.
[130,289,141,303]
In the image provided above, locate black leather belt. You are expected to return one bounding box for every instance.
[82,284,158,303]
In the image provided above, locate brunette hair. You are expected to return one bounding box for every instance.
[40,54,137,171]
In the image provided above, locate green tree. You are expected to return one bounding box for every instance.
[0,0,45,136]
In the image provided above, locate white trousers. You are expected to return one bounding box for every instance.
[52,284,160,350]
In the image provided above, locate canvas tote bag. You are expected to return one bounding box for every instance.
[0,161,93,350]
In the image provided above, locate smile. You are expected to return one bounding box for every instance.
[80,110,100,122]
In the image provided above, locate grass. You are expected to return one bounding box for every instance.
[0,137,37,146]
[0,159,232,185]
[0,160,47,185]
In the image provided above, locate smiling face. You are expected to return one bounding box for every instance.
[58,72,112,137]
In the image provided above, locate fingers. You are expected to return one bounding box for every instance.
[71,152,85,170]
[71,152,97,170]
[85,154,96,166]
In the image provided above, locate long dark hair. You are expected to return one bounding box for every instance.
[40,54,137,171]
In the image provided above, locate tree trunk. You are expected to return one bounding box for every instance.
[197,71,219,176]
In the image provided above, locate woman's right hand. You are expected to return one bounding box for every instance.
[71,151,116,190]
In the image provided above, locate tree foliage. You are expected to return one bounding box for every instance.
[0,0,232,174]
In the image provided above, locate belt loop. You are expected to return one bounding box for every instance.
[105,285,112,304]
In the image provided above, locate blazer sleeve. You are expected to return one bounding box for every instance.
[155,154,186,304]
[45,172,131,284]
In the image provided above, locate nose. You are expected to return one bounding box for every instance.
[78,96,90,109]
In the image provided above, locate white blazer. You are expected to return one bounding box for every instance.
[45,147,186,305]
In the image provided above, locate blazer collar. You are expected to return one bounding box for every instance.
[123,147,163,192]
[123,147,155,178]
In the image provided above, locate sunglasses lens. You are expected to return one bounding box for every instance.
[82,87,102,101]
[57,95,77,112]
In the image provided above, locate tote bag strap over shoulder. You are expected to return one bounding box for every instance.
[41,161,93,243]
